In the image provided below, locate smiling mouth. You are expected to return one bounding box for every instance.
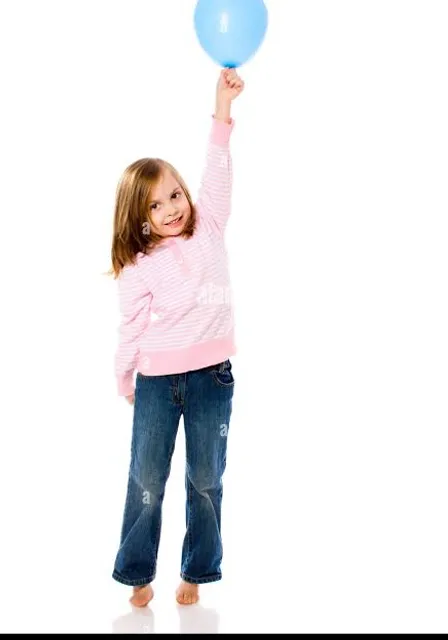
[164,214,183,226]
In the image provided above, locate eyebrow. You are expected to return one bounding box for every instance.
[149,187,181,205]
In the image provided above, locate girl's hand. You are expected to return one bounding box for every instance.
[216,68,245,105]
[125,393,134,405]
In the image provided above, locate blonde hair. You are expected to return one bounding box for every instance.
[106,158,197,279]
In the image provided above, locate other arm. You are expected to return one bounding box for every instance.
[115,263,152,398]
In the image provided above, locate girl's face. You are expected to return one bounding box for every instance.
[148,169,191,237]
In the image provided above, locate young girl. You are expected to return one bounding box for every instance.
[109,68,244,607]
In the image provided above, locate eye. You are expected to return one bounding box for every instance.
[150,203,159,211]
[172,191,181,199]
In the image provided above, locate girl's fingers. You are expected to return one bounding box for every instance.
[226,68,239,82]
[221,68,244,92]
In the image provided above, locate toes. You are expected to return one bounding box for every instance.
[130,585,153,607]
[176,591,190,605]
[176,583,199,605]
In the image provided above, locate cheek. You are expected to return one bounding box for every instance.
[180,198,191,214]
[150,209,164,227]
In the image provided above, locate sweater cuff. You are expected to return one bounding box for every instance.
[117,371,135,397]
[211,115,235,145]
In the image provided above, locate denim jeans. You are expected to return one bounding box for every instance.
[112,359,234,586]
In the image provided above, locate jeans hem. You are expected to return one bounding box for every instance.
[180,571,222,585]
[112,569,155,586]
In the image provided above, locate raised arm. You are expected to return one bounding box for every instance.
[196,68,244,235]
[114,263,152,397]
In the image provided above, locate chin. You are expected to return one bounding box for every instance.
[161,217,185,237]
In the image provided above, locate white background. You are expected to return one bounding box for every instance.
[0,0,447,633]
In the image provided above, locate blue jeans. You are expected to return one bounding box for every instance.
[112,359,234,586]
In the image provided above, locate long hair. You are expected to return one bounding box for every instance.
[106,158,197,279]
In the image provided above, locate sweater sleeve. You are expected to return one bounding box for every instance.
[195,115,235,235]
[114,262,152,396]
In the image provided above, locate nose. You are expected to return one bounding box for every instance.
[168,203,179,218]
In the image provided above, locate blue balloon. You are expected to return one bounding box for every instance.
[194,0,268,68]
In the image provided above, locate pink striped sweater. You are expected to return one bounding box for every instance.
[114,116,237,396]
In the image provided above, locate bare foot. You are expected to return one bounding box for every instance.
[130,584,154,607]
[176,580,199,605]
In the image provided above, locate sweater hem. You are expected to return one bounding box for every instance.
[136,335,236,377]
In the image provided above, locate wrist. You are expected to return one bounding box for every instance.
[214,98,231,123]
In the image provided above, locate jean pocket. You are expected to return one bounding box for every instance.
[211,359,235,388]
